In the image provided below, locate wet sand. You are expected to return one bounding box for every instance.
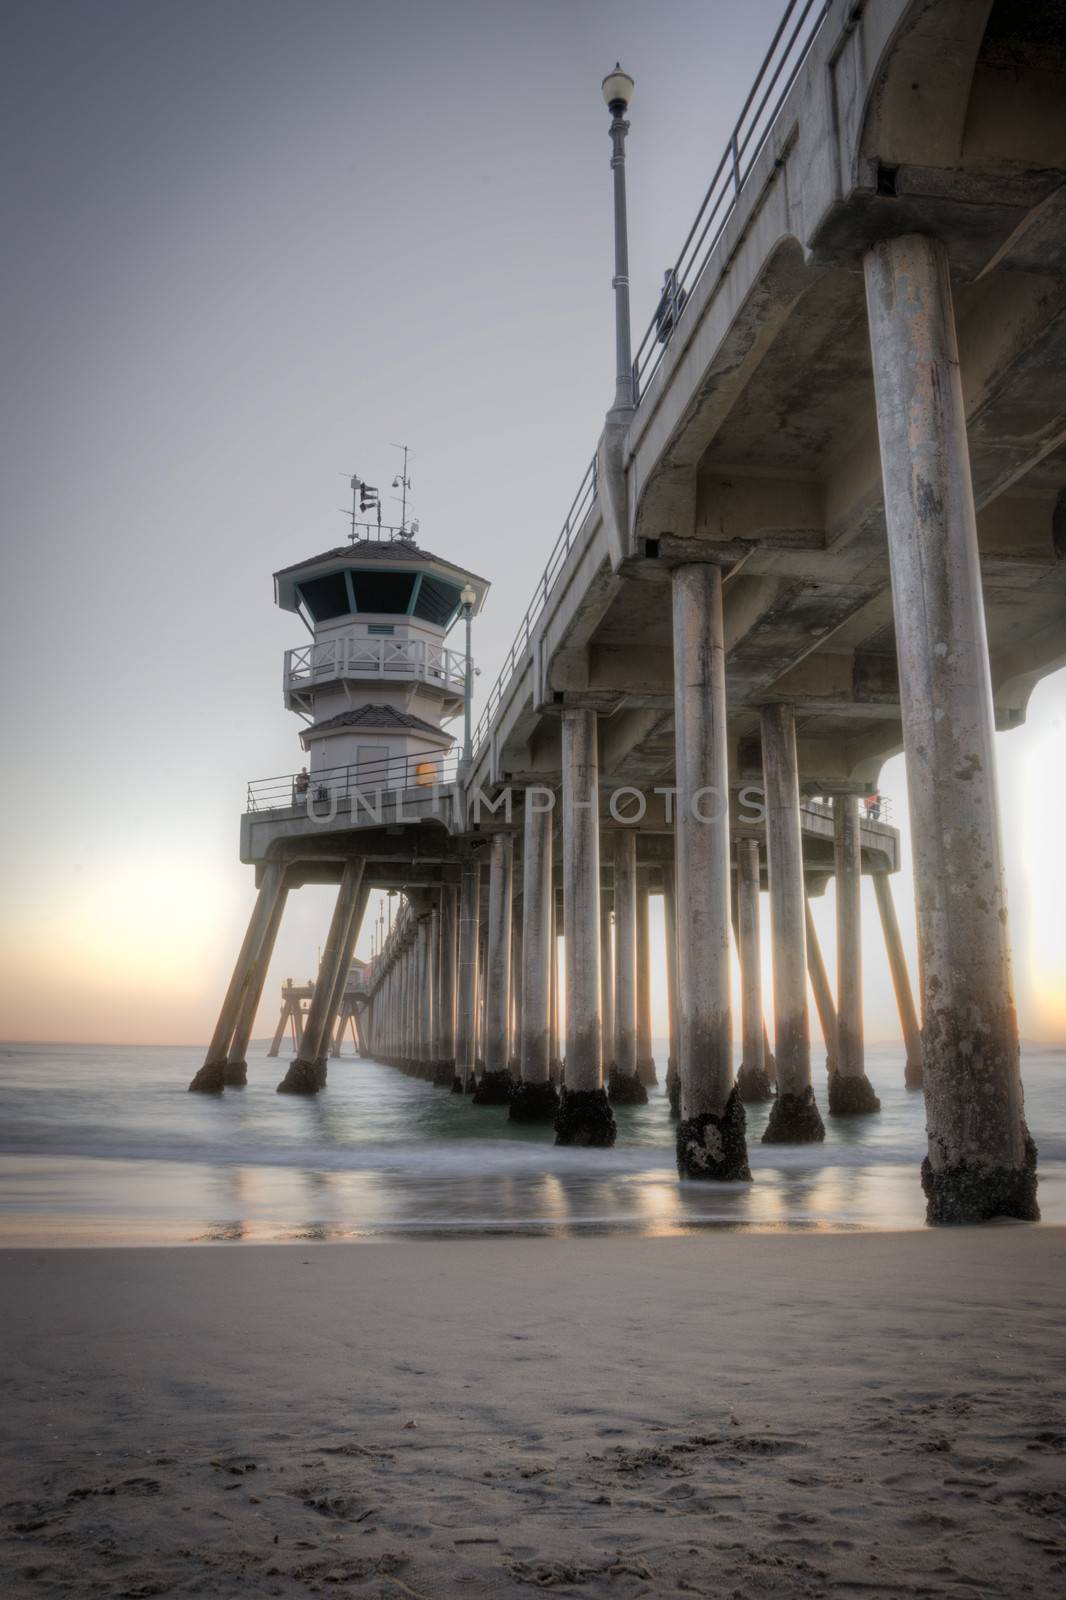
[2,1229,1064,1597]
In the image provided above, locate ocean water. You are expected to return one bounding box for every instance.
[0,1041,1063,1244]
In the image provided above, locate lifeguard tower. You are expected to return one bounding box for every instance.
[189,460,489,1094]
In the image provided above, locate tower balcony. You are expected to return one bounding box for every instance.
[284,636,467,715]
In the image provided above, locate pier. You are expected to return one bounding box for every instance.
[191,0,1065,1225]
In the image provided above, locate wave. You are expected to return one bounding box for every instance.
[3,1130,1064,1177]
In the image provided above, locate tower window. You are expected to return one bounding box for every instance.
[413,575,461,625]
[367,624,395,636]
[298,572,351,622]
[351,571,416,614]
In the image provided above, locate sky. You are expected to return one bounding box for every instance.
[1,0,1063,1049]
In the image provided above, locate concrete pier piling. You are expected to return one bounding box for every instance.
[511,795,558,1122]
[830,796,880,1115]
[873,873,923,1090]
[736,840,773,1103]
[864,232,1036,1222]
[398,930,410,1067]
[509,910,524,1078]
[436,885,458,1088]
[267,984,298,1059]
[277,860,364,1094]
[662,862,681,1118]
[224,878,289,1086]
[671,565,749,1180]
[803,897,839,1079]
[473,833,514,1105]
[608,829,646,1106]
[635,876,657,1087]
[555,707,615,1146]
[760,705,824,1144]
[600,898,615,1076]
[405,927,417,1071]
[189,861,287,1092]
[321,881,370,1079]
[456,858,480,1092]
[416,911,433,1079]
[548,888,562,1084]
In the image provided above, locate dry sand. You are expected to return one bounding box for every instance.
[1,1230,1064,1598]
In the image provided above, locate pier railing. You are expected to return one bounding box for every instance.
[631,0,830,398]
[803,795,895,827]
[286,636,466,694]
[471,455,597,756]
[470,0,832,769]
[246,750,459,813]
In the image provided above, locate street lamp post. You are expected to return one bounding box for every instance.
[602,64,636,414]
[460,583,476,773]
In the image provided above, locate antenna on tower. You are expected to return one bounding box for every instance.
[343,474,360,542]
[391,443,415,539]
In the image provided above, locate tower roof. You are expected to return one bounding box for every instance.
[275,536,475,577]
[303,704,448,738]
[300,707,452,751]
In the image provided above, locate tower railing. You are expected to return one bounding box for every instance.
[469,0,832,770]
[286,636,466,694]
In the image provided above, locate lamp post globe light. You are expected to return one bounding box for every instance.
[602,63,636,414]
[460,583,477,771]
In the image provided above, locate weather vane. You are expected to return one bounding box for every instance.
[339,450,418,542]
[342,473,380,541]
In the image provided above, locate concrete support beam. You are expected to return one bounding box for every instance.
[865,232,1036,1222]
[672,564,749,1179]
[511,797,558,1122]
[736,840,773,1103]
[555,707,615,1145]
[830,796,880,1115]
[474,834,514,1104]
[608,830,646,1106]
[873,873,924,1090]
[760,705,824,1144]
[189,860,286,1092]
[277,860,364,1095]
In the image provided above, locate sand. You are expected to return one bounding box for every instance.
[1,1230,1065,1598]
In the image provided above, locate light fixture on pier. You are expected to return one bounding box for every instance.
[601,64,634,111]
[601,63,636,414]
[460,585,477,773]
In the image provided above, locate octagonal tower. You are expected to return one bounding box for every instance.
[273,532,488,794]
